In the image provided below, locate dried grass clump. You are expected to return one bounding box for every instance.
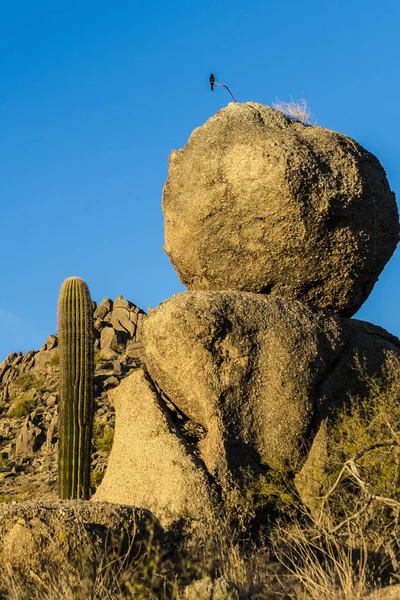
[273,520,370,600]
[272,96,313,125]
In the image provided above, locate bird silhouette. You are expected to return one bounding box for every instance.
[209,73,215,91]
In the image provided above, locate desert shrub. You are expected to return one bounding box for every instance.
[0,517,181,600]
[49,352,60,367]
[7,393,37,417]
[11,373,37,392]
[299,352,400,588]
[92,423,114,453]
[224,465,298,536]
[90,470,104,489]
[94,352,105,363]
[273,519,372,600]
[11,372,45,394]
[95,431,114,452]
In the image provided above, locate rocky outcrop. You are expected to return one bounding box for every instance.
[0,500,160,575]
[0,296,146,502]
[92,369,216,526]
[89,291,400,521]
[142,292,400,482]
[163,102,399,317]
[143,292,344,475]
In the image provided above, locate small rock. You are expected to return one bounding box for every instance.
[126,340,145,359]
[103,376,119,389]
[45,413,59,451]
[100,348,118,361]
[100,326,126,350]
[113,297,132,309]
[45,395,57,407]
[45,335,57,350]
[94,298,113,320]
[15,417,45,456]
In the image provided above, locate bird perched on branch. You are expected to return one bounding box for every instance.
[209,73,215,91]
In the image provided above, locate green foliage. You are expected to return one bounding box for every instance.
[7,393,37,417]
[95,431,114,452]
[92,422,114,452]
[12,373,37,392]
[9,373,45,399]
[318,352,400,558]
[94,352,105,363]
[49,352,60,366]
[0,494,11,503]
[111,343,125,354]
[58,276,94,500]
[90,470,104,488]
[225,465,297,532]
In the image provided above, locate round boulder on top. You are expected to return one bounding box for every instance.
[163,102,399,317]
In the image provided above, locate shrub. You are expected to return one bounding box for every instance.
[111,343,125,354]
[94,352,105,363]
[49,352,60,367]
[8,393,37,418]
[308,353,400,584]
[10,373,45,395]
[90,470,104,488]
[93,422,114,453]
[95,431,114,452]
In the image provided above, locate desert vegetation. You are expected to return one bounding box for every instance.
[0,357,398,599]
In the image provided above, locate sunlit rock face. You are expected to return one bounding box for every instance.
[163,102,399,316]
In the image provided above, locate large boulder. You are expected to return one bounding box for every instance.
[142,292,400,487]
[92,368,216,526]
[0,500,160,574]
[163,102,399,316]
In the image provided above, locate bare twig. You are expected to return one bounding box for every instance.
[318,440,400,532]
[214,81,237,102]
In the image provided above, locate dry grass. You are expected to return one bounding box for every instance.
[0,511,396,599]
[272,97,313,125]
[273,519,371,600]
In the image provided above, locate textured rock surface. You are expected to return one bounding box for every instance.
[163,102,399,316]
[143,291,400,483]
[0,500,159,572]
[93,369,216,526]
[183,576,239,600]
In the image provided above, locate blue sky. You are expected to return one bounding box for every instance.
[0,0,399,361]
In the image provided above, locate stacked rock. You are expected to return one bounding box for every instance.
[94,103,400,526]
[162,102,398,317]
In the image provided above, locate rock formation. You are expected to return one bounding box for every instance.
[0,500,160,580]
[0,296,146,502]
[95,103,399,527]
[142,291,399,479]
[0,103,399,560]
[163,102,399,316]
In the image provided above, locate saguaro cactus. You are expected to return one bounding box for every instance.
[58,276,94,499]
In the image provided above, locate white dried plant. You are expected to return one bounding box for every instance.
[272,96,313,125]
